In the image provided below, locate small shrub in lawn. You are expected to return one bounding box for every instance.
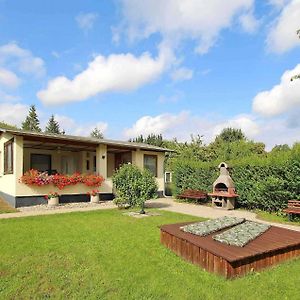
[112,164,158,212]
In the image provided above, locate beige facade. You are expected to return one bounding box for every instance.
[0,129,168,206]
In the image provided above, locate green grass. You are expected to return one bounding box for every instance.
[0,198,18,214]
[256,210,300,226]
[0,209,299,299]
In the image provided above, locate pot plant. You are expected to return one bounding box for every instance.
[45,192,59,207]
[88,189,100,203]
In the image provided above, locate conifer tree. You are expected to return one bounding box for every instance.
[22,105,41,132]
[90,127,104,139]
[45,114,61,134]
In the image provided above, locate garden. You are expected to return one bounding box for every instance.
[0,209,299,299]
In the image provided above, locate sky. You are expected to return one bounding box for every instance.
[0,0,299,149]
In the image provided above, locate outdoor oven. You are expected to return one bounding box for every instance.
[208,162,238,210]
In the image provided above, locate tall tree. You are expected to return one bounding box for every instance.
[214,127,246,143]
[129,133,164,147]
[90,127,104,139]
[45,115,62,134]
[22,105,41,132]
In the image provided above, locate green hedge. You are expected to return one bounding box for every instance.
[172,144,300,212]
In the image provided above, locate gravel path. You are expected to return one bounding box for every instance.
[0,201,116,219]
[1,197,300,232]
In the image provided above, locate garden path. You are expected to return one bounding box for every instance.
[1,197,299,232]
[147,197,300,232]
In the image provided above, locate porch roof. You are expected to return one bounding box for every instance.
[0,128,174,153]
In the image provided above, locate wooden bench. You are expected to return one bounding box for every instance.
[283,200,300,221]
[177,189,207,202]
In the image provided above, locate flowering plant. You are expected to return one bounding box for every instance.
[87,189,99,197]
[45,191,59,200]
[20,169,52,186]
[20,170,104,190]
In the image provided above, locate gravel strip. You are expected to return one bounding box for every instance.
[19,201,114,212]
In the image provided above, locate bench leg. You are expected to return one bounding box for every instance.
[288,213,293,222]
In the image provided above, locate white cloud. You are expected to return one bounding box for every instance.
[0,102,28,126]
[120,0,255,54]
[76,13,98,31]
[171,67,193,81]
[158,91,183,104]
[55,114,108,136]
[266,0,300,53]
[239,12,260,33]
[252,64,300,116]
[124,109,300,149]
[0,42,45,77]
[37,44,174,105]
[124,111,190,138]
[268,0,290,8]
[0,68,20,88]
[213,114,260,138]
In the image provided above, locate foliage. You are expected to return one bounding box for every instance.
[0,121,18,130]
[112,164,158,210]
[90,127,104,139]
[20,170,104,190]
[172,143,300,212]
[129,133,164,147]
[44,192,59,200]
[214,127,246,143]
[87,189,99,196]
[22,105,41,132]
[45,115,63,134]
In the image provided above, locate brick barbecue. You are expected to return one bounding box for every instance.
[208,162,238,210]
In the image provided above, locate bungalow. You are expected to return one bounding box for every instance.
[0,128,171,208]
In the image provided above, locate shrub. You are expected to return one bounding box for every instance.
[171,144,300,212]
[112,164,158,211]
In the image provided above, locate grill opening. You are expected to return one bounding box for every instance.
[215,183,228,192]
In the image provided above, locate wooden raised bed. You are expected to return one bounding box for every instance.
[160,222,300,279]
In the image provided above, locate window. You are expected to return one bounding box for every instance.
[4,139,14,174]
[144,154,157,177]
[31,154,51,172]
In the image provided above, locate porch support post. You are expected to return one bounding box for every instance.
[14,136,23,195]
[96,144,107,179]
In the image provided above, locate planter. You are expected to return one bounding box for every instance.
[48,196,59,207]
[90,194,99,203]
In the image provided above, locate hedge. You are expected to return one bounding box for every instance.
[172,144,300,212]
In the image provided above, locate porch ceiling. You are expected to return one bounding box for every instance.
[23,138,97,152]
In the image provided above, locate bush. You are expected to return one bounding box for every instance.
[112,164,158,211]
[172,144,300,212]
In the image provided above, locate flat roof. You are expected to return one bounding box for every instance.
[0,128,174,152]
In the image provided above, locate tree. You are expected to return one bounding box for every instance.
[22,105,41,132]
[45,115,62,134]
[0,121,18,130]
[214,127,246,143]
[90,127,104,139]
[129,133,164,147]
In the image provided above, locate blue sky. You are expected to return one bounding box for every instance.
[0,0,299,148]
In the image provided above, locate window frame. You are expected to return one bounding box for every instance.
[4,139,14,175]
[143,154,158,177]
[30,153,52,172]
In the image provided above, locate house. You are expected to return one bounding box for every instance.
[0,128,172,207]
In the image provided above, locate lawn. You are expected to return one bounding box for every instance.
[0,209,299,299]
[256,210,300,226]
